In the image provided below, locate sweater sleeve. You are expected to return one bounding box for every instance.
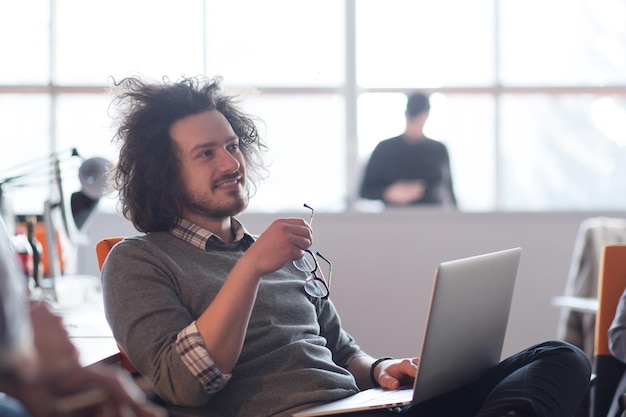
[609,288,626,362]
[176,322,231,393]
[101,239,218,407]
[314,297,364,369]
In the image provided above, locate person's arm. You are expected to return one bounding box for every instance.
[346,355,377,389]
[195,218,313,373]
[0,302,166,417]
[313,294,419,391]
[0,222,35,379]
[347,355,419,390]
[360,144,390,201]
[441,146,457,207]
[609,288,626,361]
[0,217,164,417]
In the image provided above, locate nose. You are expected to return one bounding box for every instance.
[216,149,241,173]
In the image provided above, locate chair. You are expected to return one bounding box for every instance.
[590,244,626,417]
[557,217,626,359]
[95,236,138,375]
[95,236,124,272]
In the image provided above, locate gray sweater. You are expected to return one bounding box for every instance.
[101,231,363,417]
[608,288,626,417]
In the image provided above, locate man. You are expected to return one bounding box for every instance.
[102,75,590,417]
[0,216,165,417]
[360,91,457,207]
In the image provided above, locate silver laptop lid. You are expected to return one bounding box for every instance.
[412,247,522,404]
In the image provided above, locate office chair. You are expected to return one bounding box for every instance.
[95,236,138,375]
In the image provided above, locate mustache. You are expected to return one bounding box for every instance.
[214,171,243,184]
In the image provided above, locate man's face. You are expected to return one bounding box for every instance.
[170,110,248,221]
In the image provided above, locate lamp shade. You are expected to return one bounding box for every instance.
[71,157,112,231]
[78,157,111,200]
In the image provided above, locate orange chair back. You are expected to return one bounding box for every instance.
[96,237,138,375]
[96,237,125,270]
[594,244,626,356]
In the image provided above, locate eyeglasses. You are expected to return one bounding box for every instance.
[292,204,332,298]
[294,249,332,299]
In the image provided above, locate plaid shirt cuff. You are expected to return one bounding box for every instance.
[176,322,232,393]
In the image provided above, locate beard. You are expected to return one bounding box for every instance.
[181,185,249,220]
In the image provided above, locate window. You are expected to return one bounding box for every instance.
[205,0,345,87]
[356,0,494,87]
[500,94,626,210]
[1,0,625,216]
[0,2,50,84]
[55,0,206,85]
[500,0,626,86]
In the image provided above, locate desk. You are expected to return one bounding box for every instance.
[51,276,119,367]
[61,305,119,366]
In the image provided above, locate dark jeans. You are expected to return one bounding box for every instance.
[341,340,591,417]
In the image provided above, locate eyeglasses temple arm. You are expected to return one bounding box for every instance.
[303,203,314,226]
[316,251,332,288]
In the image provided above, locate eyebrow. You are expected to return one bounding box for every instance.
[189,135,239,154]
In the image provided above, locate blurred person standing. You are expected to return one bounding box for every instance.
[359,91,457,208]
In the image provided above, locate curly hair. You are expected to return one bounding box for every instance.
[109,75,268,233]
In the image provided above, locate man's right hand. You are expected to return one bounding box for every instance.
[244,218,313,276]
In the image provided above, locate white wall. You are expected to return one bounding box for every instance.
[77,209,626,360]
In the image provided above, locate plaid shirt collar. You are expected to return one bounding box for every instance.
[170,217,248,250]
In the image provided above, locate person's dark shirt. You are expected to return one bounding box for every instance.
[360,135,456,207]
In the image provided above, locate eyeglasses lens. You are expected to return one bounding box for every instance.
[293,250,316,272]
[304,278,329,298]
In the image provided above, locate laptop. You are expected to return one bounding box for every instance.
[293,247,522,417]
